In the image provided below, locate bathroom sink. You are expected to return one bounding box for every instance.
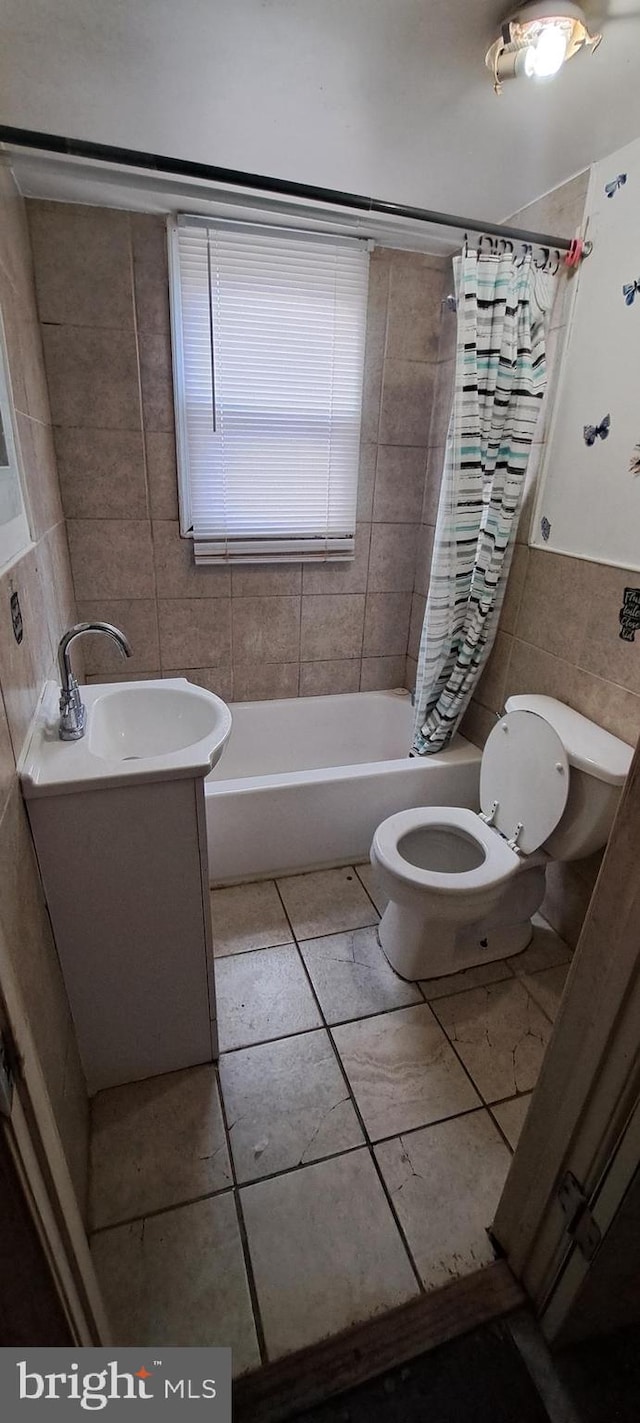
[89,684,227,761]
[19,678,232,797]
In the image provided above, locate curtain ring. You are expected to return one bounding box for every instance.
[478,233,494,256]
[499,238,513,256]
[535,245,550,270]
[551,248,560,275]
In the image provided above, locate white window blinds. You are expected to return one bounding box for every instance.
[169,218,370,565]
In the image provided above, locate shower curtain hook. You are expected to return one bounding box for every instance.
[535,245,550,271]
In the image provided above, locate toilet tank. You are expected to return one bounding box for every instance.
[504,695,633,861]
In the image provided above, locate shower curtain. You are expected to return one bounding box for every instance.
[412,249,554,755]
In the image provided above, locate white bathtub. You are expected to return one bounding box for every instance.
[205,689,481,885]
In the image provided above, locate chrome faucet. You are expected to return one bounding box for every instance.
[58,622,133,740]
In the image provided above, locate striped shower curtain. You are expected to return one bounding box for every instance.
[412,250,554,756]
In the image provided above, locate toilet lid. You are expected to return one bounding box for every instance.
[480,710,569,853]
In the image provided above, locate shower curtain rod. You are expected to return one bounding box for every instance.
[0,124,577,253]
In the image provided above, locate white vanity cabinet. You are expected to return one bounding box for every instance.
[20,679,231,1093]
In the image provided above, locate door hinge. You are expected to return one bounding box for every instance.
[558,1170,602,1262]
[0,1025,20,1118]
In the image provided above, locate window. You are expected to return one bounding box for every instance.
[169,218,369,564]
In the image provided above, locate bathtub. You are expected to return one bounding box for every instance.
[205,689,481,885]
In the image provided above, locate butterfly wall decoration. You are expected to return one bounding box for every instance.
[540,516,551,542]
[605,173,627,199]
[623,279,640,306]
[630,445,640,477]
[583,414,611,447]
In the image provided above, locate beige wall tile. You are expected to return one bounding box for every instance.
[138,328,174,432]
[231,564,302,597]
[68,519,155,599]
[158,599,231,669]
[405,654,418,690]
[368,522,418,592]
[504,637,640,746]
[516,444,542,545]
[146,431,179,519]
[541,859,594,950]
[233,662,299,701]
[131,213,171,335]
[356,443,376,521]
[360,258,389,444]
[300,593,365,661]
[39,522,76,655]
[379,359,435,446]
[0,687,15,816]
[408,593,426,661]
[163,666,234,700]
[516,549,589,661]
[302,525,370,596]
[363,591,412,656]
[76,599,160,674]
[28,201,134,329]
[429,359,454,448]
[0,786,72,1114]
[42,324,141,430]
[0,180,88,1220]
[460,698,498,749]
[373,446,426,524]
[563,669,640,747]
[504,637,568,704]
[17,412,63,538]
[476,631,513,714]
[54,427,148,520]
[232,595,300,663]
[422,445,444,525]
[299,659,361,696]
[0,166,37,302]
[577,560,640,693]
[0,265,56,423]
[385,258,445,363]
[439,297,457,363]
[152,520,230,598]
[499,544,529,635]
[414,524,435,597]
[87,670,160,684]
[360,655,407,691]
[0,546,54,757]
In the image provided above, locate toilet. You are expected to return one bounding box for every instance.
[371,694,633,981]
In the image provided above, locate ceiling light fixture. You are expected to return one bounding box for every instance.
[486,1,602,93]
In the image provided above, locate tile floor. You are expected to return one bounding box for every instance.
[90,864,572,1372]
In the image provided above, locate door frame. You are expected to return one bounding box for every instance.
[0,955,110,1344]
[493,730,640,1336]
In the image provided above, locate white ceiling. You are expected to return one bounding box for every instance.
[0,0,639,223]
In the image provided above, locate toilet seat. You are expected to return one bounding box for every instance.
[372,805,520,897]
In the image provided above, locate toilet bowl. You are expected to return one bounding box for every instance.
[371,695,632,982]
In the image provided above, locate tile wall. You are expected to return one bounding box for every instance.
[460,170,640,944]
[27,200,448,700]
[0,161,88,1208]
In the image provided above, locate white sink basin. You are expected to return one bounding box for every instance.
[19,678,233,797]
[89,685,227,761]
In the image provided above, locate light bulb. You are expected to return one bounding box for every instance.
[524,23,569,78]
